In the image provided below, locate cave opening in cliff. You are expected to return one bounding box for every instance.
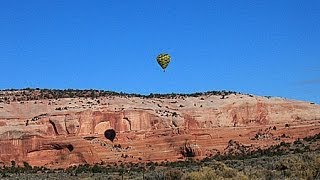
[104,129,116,142]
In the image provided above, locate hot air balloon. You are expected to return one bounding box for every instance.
[157,53,171,71]
[104,129,116,142]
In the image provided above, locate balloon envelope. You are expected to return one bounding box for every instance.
[157,54,171,70]
[104,129,116,142]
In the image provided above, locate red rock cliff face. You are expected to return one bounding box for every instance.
[0,93,319,168]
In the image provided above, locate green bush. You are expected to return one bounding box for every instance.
[164,169,183,180]
[185,166,247,180]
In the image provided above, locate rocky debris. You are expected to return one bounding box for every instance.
[252,127,276,140]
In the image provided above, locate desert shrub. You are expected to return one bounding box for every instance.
[185,162,248,180]
[274,153,320,179]
[145,171,165,180]
[91,164,103,173]
[185,167,219,180]
[228,152,320,179]
[212,161,247,179]
[244,169,279,180]
[23,162,32,171]
[164,169,183,180]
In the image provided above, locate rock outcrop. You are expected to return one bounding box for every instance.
[0,90,319,168]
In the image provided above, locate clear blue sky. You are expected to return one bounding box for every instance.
[0,1,319,103]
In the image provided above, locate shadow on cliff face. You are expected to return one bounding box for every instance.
[43,143,74,152]
[104,129,116,142]
[49,120,59,135]
[180,141,197,158]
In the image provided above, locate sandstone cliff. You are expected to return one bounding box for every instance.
[0,90,319,168]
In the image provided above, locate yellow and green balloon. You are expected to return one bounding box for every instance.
[157,53,171,71]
